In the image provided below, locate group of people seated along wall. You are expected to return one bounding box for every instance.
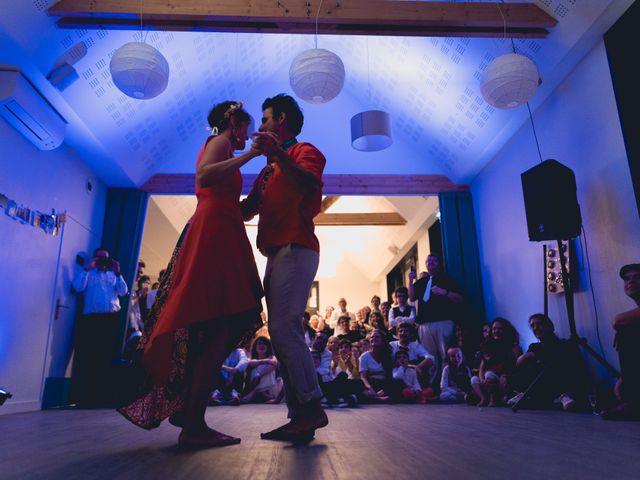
[128,259,638,421]
[208,294,593,412]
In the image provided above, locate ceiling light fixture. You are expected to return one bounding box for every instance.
[109,1,169,100]
[479,2,541,109]
[480,53,540,109]
[351,38,392,151]
[289,0,345,104]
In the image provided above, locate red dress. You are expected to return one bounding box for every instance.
[142,142,263,383]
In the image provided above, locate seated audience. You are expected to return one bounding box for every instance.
[322,306,335,335]
[440,346,474,403]
[359,336,371,354]
[380,301,392,331]
[370,295,382,316]
[311,332,333,381]
[602,264,640,420]
[303,311,317,347]
[210,347,248,405]
[368,310,386,333]
[389,287,416,329]
[390,322,435,386]
[508,314,589,411]
[312,350,360,407]
[330,297,356,331]
[349,318,367,341]
[336,315,363,343]
[454,324,478,370]
[471,317,523,406]
[393,348,432,403]
[359,330,404,402]
[241,336,282,404]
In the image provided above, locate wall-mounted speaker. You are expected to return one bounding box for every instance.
[521,159,582,241]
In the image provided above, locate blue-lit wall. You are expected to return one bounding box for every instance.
[0,118,107,414]
[471,40,640,384]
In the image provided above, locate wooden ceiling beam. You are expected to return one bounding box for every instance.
[141,173,468,195]
[49,1,556,38]
[320,195,341,213]
[314,212,406,226]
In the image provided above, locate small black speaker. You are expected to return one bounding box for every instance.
[521,159,582,241]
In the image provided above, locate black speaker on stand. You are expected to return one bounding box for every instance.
[512,160,619,412]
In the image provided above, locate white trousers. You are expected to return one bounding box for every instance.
[265,244,322,417]
[418,320,456,384]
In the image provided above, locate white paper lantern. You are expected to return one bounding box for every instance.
[289,48,345,104]
[351,110,393,151]
[109,42,170,100]
[480,53,540,109]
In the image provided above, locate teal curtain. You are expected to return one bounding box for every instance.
[101,188,149,351]
[439,191,485,333]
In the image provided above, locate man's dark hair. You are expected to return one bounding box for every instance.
[620,263,640,278]
[262,94,304,135]
[137,275,151,289]
[529,313,555,331]
[93,247,108,256]
[138,260,146,268]
[394,286,409,297]
[397,321,415,332]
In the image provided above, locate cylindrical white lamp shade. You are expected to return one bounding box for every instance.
[109,42,170,100]
[289,48,345,104]
[351,110,392,151]
[480,53,540,109]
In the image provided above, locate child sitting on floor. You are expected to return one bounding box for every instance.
[392,348,432,403]
[440,346,474,403]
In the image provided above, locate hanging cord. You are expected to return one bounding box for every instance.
[314,0,324,49]
[495,0,517,53]
[139,0,149,43]
[526,101,544,164]
[366,37,371,101]
[578,225,608,362]
[496,1,542,162]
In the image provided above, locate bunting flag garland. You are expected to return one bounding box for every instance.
[0,192,66,236]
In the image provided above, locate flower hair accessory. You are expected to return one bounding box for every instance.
[223,101,243,120]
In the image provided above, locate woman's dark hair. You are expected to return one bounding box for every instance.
[370,330,394,375]
[207,100,251,133]
[338,339,352,350]
[491,317,520,345]
[250,335,273,358]
[262,94,304,135]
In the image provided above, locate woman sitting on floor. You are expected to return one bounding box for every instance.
[241,336,283,404]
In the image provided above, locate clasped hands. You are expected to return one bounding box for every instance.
[250,131,281,158]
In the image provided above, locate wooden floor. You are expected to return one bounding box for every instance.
[2,404,639,480]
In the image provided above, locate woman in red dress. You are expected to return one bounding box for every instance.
[119,101,264,448]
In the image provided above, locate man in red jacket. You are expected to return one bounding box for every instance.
[242,94,327,442]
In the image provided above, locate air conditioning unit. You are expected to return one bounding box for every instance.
[0,68,66,150]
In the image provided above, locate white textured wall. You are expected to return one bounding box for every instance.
[0,122,106,414]
[471,40,640,382]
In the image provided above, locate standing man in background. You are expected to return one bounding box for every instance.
[409,253,463,381]
[242,93,327,442]
[72,247,128,406]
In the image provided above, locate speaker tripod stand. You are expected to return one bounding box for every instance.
[512,239,620,412]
